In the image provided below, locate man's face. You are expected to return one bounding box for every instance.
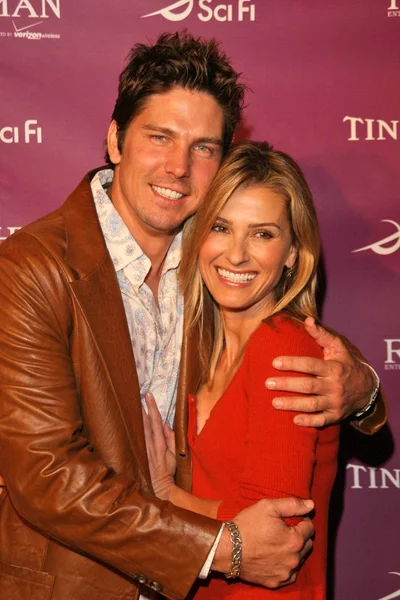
[107,86,224,238]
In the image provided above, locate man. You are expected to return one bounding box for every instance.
[0,32,386,600]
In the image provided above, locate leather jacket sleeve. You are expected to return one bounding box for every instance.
[0,233,220,600]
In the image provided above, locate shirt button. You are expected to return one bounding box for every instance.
[136,574,148,585]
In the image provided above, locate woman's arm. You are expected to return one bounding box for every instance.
[217,319,339,522]
[143,392,221,518]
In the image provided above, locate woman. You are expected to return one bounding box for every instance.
[143,141,339,598]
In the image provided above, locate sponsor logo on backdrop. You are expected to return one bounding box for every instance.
[343,116,398,141]
[0,0,61,40]
[388,0,400,17]
[0,227,21,242]
[0,120,43,144]
[352,220,400,256]
[142,0,255,22]
[378,573,400,600]
[384,339,400,371]
[347,463,400,489]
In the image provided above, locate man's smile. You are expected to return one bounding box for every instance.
[151,184,186,200]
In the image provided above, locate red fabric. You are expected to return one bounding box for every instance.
[187,317,339,599]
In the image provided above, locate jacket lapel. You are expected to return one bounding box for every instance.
[175,318,202,491]
[175,293,214,491]
[62,172,151,487]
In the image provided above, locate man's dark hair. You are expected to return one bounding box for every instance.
[105,31,246,164]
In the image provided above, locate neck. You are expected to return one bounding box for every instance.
[221,313,258,366]
[221,300,275,366]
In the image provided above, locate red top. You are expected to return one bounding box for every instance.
[187,317,339,599]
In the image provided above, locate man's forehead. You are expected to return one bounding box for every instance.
[132,86,224,135]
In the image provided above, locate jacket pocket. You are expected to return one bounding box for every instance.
[0,558,55,600]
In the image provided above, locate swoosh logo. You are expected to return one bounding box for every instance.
[12,20,43,32]
[352,220,400,255]
[378,573,400,600]
[141,0,193,21]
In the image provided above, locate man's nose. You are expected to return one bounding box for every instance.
[165,147,190,178]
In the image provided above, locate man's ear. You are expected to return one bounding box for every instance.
[107,120,121,165]
[285,245,297,269]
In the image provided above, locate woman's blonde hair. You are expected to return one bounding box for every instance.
[180,141,321,384]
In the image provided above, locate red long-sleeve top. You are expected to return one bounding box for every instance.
[187,317,339,599]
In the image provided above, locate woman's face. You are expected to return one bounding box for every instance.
[198,184,296,318]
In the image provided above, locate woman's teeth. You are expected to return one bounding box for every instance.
[217,268,256,283]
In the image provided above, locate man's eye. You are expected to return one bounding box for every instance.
[194,145,212,154]
[152,135,167,142]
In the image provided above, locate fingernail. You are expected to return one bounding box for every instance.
[272,399,283,408]
[304,500,314,509]
[266,379,276,389]
[272,359,282,369]
[294,416,304,425]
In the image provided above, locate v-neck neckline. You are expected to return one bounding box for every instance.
[188,353,247,440]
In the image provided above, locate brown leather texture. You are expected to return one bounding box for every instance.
[0,172,220,600]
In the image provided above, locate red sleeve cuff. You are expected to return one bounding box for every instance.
[216,498,252,521]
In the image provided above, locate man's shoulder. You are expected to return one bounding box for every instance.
[0,169,99,270]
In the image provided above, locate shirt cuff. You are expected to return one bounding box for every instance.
[198,524,225,579]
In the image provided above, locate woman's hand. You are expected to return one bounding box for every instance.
[142,391,176,500]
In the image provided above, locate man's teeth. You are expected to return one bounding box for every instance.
[152,185,184,200]
[217,268,256,283]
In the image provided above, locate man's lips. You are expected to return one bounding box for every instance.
[151,184,187,200]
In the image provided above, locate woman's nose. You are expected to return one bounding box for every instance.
[225,236,249,265]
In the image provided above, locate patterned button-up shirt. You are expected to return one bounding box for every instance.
[91,168,183,427]
[91,169,216,596]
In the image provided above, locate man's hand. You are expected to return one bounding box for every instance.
[266,317,375,427]
[213,497,314,588]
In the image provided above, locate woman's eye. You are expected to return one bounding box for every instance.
[255,231,273,239]
[211,224,228,233]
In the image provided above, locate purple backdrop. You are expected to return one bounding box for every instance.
[1,1,399,598]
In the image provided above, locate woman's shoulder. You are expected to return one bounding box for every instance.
[247,314,323,360]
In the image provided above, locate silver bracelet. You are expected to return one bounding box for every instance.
[224,521,242,579]
[355,362,380,418]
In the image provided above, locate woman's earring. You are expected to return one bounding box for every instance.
[283,266,294,295]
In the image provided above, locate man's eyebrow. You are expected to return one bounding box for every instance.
[195,137,223,147]
[142,125,223,146]
[142,125,176,137]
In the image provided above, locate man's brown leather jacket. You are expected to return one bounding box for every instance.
[0,171,220,600]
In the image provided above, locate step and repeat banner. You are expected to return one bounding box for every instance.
[1,1,399,598]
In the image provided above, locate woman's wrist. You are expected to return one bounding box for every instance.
[153,476,175,501]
